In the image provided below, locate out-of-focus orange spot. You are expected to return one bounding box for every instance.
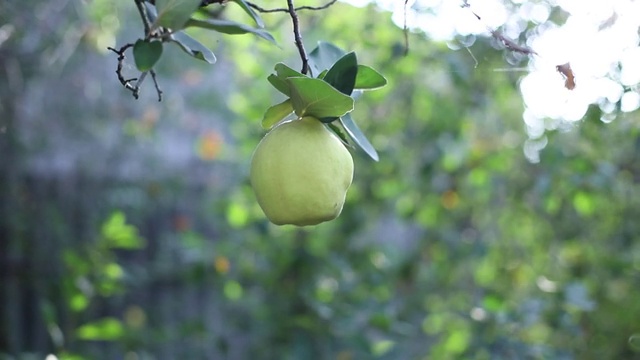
[441,190,460,210]
[124,305,146,329]
[197,131,223,161]
[182,69,204,86]
[214,256,230,274]
[141,107,159,129]
[173,215,190,232]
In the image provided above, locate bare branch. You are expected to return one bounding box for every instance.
[462,1,536,56]
[247,0,338,14]
[403,0,409,55]
[145,0,228,7]
[107,44,141,99]
[491,30,537,55]
[150,69,164,101]
[108,44,164,100]
[286,0,309,75]
[135,0,152,37]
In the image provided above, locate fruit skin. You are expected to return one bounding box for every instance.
[250,116,354,226]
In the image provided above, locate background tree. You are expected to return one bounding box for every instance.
[1,0,640,359]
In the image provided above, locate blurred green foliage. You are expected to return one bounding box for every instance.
[1,1,640,360]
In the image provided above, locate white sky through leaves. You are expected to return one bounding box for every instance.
[344,0,640,159]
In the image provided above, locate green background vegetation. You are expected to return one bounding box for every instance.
[1,0,639,359]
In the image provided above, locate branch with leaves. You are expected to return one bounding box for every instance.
[110,0,343,100]
[110,0,274,100]
[108,0,386,161]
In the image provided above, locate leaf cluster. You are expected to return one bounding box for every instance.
[262,42,387,161]
[132,0,275,72]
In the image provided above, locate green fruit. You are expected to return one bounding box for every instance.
[250,116,354,226]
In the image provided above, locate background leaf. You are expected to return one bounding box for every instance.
[154,0,201,30]
[267,74,289,96]
[100,211,145,249]
[261,99,293,129]
[76,318,124,341]
[355,65,387,89]
[230,0,265,28]
[170,31,217,64]
[275,63,304,79]
[186,18,276,44]
[308,42,347,76]
[287,77,354,118]
[323,52,358,95]
[340,113,379,161]
[133,40,163,72]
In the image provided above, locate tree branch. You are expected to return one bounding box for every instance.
[462,0,536,56]
[286,0,309,75]
[403,0,409,55]
[145,0,227,7]
[135,0,152,37]
[247,0,338,14]
[107,44,140,99]
[108,44,163,101]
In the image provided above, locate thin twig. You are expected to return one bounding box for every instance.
[146,0,227,6]
[287,0,309,75]
[150,69,163,101]
[247,0,338,14]
[403,0,409,55]
[462,1,536,56]
[107,44,141,99]
[135,0,152,37]
[108,44,164,100]
[464,46,478,68]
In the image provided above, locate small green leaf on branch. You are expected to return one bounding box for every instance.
[323,52,358,95]
[186,18,276,44]
[170,31,217,64]
[354,65,387,89]
[308,41,347,75]
[154,0,201,30]
[230,0,265,28]
[133,39,163,72]
[267,63,305,96]
[262,99,294,129]
[287,77,354,119]
[340,113,379,161]
[275,63,304,79]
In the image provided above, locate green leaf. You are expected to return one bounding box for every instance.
[170,31,217,64]
[267,74,290,96]
[327,123,352,147]
[340,113,379,161]
[317,69,328,79]
[318,116,338,124]
[185,18,276,44]
[275,63,304,79]
[224,280,243,301]
[323,52,358,95]
[101,211,145,249]
[372,340,395,357]
[154,0,201,30]
[133,39,163,72]
[287,77,354,119]
[267,63,304,96]
[76,318,124,341]
[355,65,387,89]
[308,41,347,75]
[262,99,293,129]
[230,0,264,28]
